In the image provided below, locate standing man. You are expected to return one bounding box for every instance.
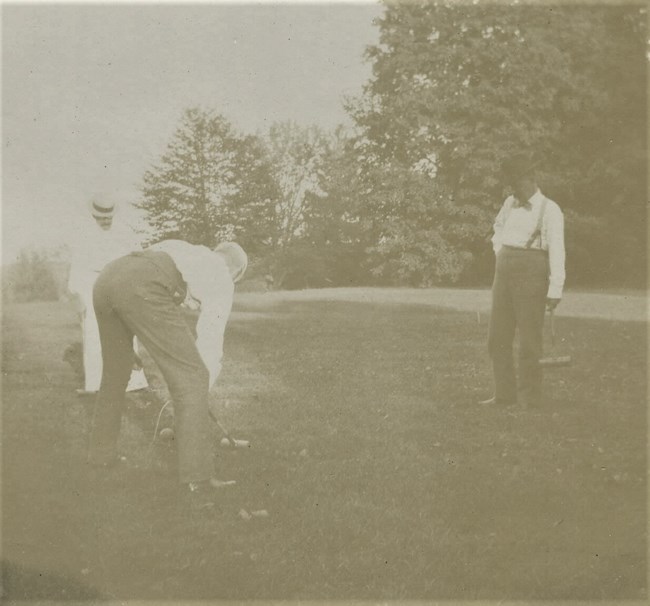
[87,240,248,500]
[482,156,566,409]
[68,196,148,393]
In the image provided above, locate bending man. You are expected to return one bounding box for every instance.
[87,239,248,497]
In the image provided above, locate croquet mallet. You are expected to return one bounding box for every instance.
[149,396,249,448]
[208,402,250,448]
[538,309,572,367]
[208,406,237,446]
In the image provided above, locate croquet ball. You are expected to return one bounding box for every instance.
[159,428,174,441]
[220,437,231,447]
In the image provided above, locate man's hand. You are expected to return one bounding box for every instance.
[546,298,561,311]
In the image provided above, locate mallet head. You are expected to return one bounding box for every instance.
[538,355,572,367]
[220,437,250,448]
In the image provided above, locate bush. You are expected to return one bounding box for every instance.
[7,250,60,303]
[565,211,647,289]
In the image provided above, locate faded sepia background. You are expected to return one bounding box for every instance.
[1,1,647,602]
[2,2,380,266]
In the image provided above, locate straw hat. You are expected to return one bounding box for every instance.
[87,196,116,218]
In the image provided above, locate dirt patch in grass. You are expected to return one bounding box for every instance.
[1,299,646,601]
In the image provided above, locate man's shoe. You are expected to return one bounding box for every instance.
[207,478,237,488]
[478,395,516,407]
[76,389,98,397]
[478,395,496,405]
[187,478,236,498]
[186,478,237,513]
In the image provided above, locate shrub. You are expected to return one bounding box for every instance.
[7,250,60,303]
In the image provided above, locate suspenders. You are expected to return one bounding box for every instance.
[524,197,548,249]
[497,195,550,251]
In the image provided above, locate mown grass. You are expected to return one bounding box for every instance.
[1,297,646,601]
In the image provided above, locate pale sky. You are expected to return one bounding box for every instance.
[1,1,382,263]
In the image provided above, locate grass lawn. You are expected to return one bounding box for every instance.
[1,296,647,601]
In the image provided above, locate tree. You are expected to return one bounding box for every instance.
[137,108,279,253]
[263,121,332,286]
[223,133,282,256]
[299,128,371,286]
[347,1,647,285]
[7,249,60,303]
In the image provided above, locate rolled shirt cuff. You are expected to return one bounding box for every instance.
[547,283,563,300]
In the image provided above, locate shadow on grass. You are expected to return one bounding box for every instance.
[1,559,103,600]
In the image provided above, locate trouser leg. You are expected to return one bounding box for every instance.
[113,290,213,484]
[82,294,104,392]
[488,253,517,404]
[513,265,548,408]
[87,291,134,466]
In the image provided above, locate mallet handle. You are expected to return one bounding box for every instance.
[208,406,237,446]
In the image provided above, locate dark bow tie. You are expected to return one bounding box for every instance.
[513,197,532,210]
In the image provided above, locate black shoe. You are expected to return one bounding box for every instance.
[76,389,98,397]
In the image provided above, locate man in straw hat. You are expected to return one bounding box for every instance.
[87,238,248,504]
[480,154,566,410]
[67,195,148,393]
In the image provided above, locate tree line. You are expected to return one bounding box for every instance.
[12,2,646,301]
[138,3,647,290]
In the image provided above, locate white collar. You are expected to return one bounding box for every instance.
[528,189,544,205]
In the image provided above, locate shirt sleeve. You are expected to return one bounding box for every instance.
[195,297,227,388]
[67,258,84,296]
[67,231,92,299]
[545,204,566,299]
[67,239,81,295]
[151,241,234,387]
[491,197,513,254]
[190,258,234,389]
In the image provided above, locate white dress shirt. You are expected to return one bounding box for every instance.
[148,239,234,388]
[491,189,566,299]
[68,217,142,301]
[68,217,147,391]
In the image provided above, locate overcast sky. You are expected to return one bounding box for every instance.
[1,1,382,263]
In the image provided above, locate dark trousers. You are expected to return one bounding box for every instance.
[88,251,214,483]
[488,247,549,407]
